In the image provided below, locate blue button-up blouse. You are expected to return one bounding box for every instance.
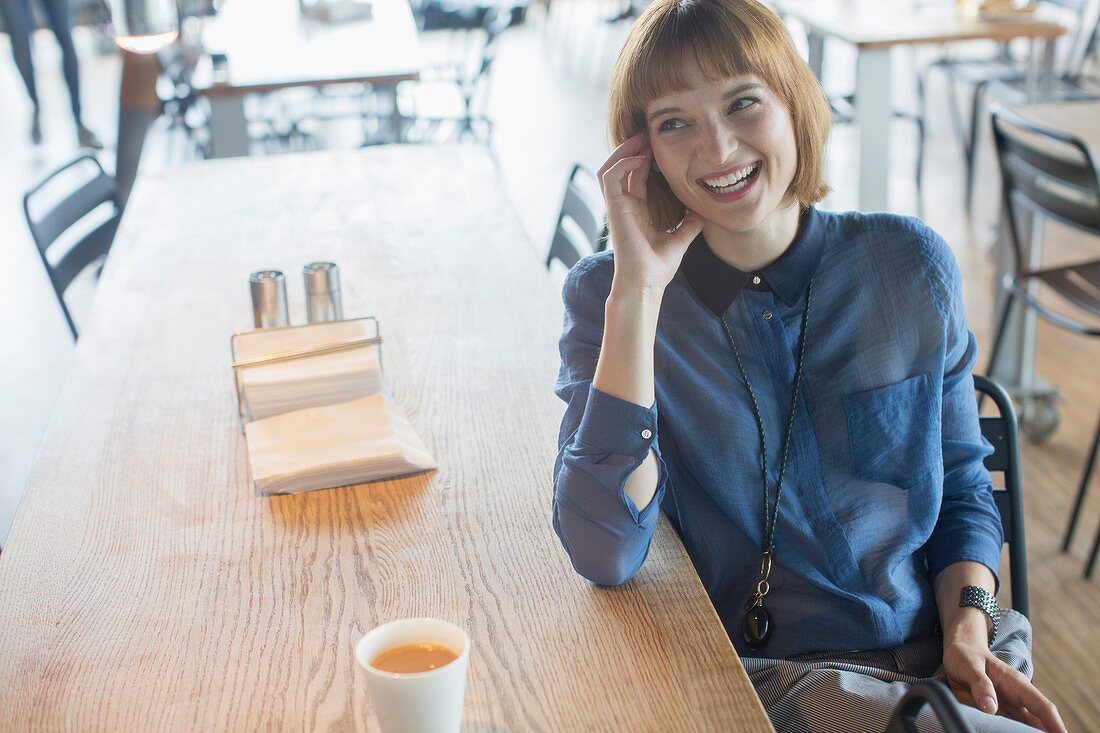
[552,207,1003,659]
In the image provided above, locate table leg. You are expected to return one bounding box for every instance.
[1025,38,1057,101]
[991,204,1059,437]
[807,31,824,81]
[208,95,250,158]
[855,46,891,212]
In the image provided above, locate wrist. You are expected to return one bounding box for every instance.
[604,286,664,327]
[951,586,1000,647]
[945,607,992,648]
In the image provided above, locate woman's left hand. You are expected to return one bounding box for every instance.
[943,637,1067,733]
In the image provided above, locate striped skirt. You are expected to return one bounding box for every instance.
[743,609,1039,732]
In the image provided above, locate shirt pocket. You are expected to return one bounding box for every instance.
[843,373,938,491]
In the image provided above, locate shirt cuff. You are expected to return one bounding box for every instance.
[575,384,659,459]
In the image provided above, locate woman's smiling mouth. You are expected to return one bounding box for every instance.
[699,162,761,196]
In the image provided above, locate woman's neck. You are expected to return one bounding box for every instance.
[701,202,803,273]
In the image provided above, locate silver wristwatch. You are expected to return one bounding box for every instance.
[959,585,1000,646]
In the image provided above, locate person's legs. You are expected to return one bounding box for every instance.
[745,613,1039,733]
[0,0,41,141]
[38,0,100,146]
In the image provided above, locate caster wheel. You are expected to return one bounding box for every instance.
[1019,400,1059,443]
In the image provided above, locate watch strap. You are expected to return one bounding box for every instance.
[959,585,999,646]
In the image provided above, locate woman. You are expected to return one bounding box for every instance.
[0,0,102,147]
[551,1,1066,731]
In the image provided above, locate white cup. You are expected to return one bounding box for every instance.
[355,618,470,733]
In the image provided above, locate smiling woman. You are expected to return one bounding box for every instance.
[606,0,830,234]
[549,1,1068,732]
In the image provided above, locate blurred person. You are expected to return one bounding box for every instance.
[550,1,1068,731]
[0,0,102,147]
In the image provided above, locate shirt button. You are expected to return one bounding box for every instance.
[762,310,772,320]
[752,276,762,285]
[641,428,653,440]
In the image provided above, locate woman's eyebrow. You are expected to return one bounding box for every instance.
[647,105,682,123]
[724,83,765,99]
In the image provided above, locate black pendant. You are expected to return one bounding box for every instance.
[742,604,772,651]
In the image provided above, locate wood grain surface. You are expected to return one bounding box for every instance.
[0,145,772,732]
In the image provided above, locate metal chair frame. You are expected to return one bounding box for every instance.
[974,374,1030,615]
[884,376,1025,733]
[987,104,1100,579]
[23,154,122,340]
[922,0,1100,213]
[545,163,608,271]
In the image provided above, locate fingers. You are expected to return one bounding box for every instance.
[598,132,649,178]
[600,134,651,201]
[669,210,704,248]
[952,653,999,715]
[625,148,651,202]
[987,661,1067,733]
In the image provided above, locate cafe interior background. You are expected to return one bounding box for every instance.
[1,0,1097,728]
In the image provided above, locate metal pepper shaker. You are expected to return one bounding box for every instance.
[250,270,290,328]
[303,261,343,323]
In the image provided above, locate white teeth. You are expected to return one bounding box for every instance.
[703,163,759,193]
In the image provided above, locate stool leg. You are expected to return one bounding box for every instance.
[1087,516,1100,579]
[1064,410,1100,552]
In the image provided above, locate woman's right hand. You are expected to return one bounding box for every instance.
[598,133,705,298]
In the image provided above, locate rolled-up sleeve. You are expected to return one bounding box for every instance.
[552,257,665,586]
[920,233,1004,585]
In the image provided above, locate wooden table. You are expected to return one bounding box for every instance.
[0,145,772,732]
[772,0,1067,212]
[192,0,422,157]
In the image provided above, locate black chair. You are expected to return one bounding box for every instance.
[398,7,513,144]
[922,0,1100,213]
[885,378,1025,733]
[987,105,1100,579]
[156,42,211,160]
[22,154,122,340]
[974,374,1029,616]
[886,680,977,733]
[545,163,607,270]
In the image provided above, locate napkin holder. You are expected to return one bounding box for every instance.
[230,316,383,427]
[229,317,437,495]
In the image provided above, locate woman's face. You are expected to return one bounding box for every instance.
[645,66,798,240]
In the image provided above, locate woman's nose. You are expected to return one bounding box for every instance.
[699,120,739,165]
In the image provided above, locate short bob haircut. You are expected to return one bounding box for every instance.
[608,0,831,231]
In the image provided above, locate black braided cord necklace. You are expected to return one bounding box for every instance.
[718,277,813,652]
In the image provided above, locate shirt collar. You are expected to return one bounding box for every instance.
[680,207,824,315]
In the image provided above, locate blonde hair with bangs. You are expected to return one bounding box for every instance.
[608,0,831,231]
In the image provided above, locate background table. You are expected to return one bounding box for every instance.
[772,0,1067,212]
[192,0,422,157]
[0,145,772,731]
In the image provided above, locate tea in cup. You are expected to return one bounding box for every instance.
[355,618,469,733]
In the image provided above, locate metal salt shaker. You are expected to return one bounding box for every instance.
[303,261,343,323]
[250,270,290,328]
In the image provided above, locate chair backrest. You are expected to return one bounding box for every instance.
[546,164,608,270]
[989,105,1100,276]
[1063,0,1100,78]
[462,8,512,107]
[973,374,1029,617]
[23,154,122,339]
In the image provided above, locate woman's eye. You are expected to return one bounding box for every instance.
[728,97,758,113]
[657,118,685,132]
